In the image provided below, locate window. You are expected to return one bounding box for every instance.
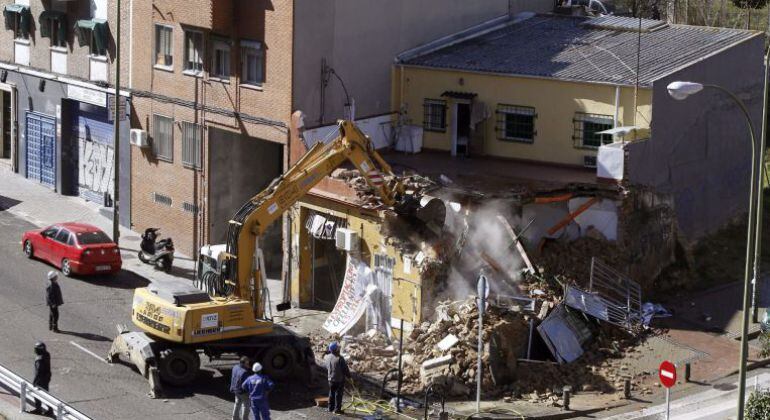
[152,192,173,207]
[154,24,173,68]
[241,40,264,86]
[183,202,199,214]
[181,121,202,169]
[496,105,536,143]
[211,39,230,79]
[54,228,70,244]
[423,99,447,132]
[184,30,204,74]
[152,114,173,162]
[573,112,614,149]
[40,11,66,47]
[42,226,60,238]
[76,231,112,244]
[75,19,108,56]
[4,5,30,40]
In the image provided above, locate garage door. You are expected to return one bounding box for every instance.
[26,112,56,188]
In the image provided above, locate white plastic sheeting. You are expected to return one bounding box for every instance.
[303,114,394,150]
[597,142,625,180]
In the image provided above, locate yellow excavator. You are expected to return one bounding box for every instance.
[107,119,420,397]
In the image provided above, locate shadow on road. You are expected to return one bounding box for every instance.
[0,195,21,210]
[82,271,150,289]
[161,367,323,412]
[56,330,112,342]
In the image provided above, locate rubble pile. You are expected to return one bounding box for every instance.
[536,237,627,289]
[342,298,529,397]
[331,168,436,208]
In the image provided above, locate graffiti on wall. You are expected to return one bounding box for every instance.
[78,138,114,198]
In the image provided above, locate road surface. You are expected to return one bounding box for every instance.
[0,208,338,419]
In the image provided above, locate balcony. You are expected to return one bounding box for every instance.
[89,56,108,82]
[50,47,67,75]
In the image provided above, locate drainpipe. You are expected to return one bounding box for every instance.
[613,85,620,128]
[128,0,133,88]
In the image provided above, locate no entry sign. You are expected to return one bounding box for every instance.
[659,360,677,388]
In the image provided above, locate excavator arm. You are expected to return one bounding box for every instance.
[222,120,405,318]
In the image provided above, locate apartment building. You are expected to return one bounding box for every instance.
[0,0,131,226]
[129,0,552,262]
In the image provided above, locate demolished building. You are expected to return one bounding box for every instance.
[283,11,764,399]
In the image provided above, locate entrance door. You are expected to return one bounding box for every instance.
[0,91,10,159]
[26,113,57,188]
[452,102,471,157]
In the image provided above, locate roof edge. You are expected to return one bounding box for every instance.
[395,12,536,64]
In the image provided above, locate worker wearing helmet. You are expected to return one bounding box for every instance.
[240,362,274,420]
[323,341,350,414]
[45,271,64,332]
[30,342,51,414]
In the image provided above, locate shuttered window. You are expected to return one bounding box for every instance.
[152,114,173,162]
[181,121,202,169]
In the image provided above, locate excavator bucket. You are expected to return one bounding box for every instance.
[107,326,163,398]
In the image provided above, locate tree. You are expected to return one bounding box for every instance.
[732,0,769,28]
[746,389,770,420]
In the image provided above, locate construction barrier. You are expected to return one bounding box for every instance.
[0,363,92,420]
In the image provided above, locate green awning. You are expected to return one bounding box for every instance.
[39,11,66,40]
[4,5,30,37]
[75,19,108,53]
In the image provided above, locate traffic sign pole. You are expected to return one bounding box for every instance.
[659,360,676,420]
[665,387,670,420]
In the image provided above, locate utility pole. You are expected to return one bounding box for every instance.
[113,0,121,244]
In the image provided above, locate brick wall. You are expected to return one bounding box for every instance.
[130,0,294,256]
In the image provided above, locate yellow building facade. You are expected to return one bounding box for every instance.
[290,194,423,329]
[392,65,652,167]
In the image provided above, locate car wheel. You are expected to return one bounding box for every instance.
[23,240,33,259]
[61,259,72,277]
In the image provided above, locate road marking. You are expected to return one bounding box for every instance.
[70,341,110,365]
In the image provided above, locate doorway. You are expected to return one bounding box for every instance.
[452,102,471,157]
[0,90,12,165]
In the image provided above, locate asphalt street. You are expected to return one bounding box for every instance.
[0,209,340,419]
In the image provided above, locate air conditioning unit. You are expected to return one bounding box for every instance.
[130,129,149,148]
[583,155,597,168]
[335,228,359,252]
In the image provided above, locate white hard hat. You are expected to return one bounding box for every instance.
[252,362,263,373]
[47,271,58,281]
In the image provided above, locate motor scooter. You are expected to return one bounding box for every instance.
[138,228,174,272]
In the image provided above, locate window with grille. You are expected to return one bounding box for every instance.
[184,30,204,73]
[181,121,202,169]
[496,104,536,143]
[154,24,173,68]
[423,99,446,132]
[573,113,613,149]
[182,202,199,214]
[152,192,172,207]
[152,114,173,162]
[241,40,264,86]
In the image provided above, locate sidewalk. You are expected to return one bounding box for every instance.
[0,165,197,284]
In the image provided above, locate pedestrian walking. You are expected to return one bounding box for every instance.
[31,342,51,415]
[323,341,350,414]
[46,271,63,332]
[241,362,274,420]
[231,356,253,420]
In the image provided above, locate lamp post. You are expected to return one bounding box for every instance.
[667,81,760,420]
[112,0,121,245]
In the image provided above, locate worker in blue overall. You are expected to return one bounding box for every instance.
[241,362,275,420]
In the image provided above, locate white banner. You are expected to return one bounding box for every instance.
[323,255,374,335]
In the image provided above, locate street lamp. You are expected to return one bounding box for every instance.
[667,80,759,420]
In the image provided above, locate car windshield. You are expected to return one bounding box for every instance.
[76,231,113,245]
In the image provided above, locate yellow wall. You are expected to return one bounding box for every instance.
[393,66,652,166]
[290,195,423,327]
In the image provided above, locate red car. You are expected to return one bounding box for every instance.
[22,223,122,276]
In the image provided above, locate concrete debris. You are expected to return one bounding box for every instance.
[435,334,459,351]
